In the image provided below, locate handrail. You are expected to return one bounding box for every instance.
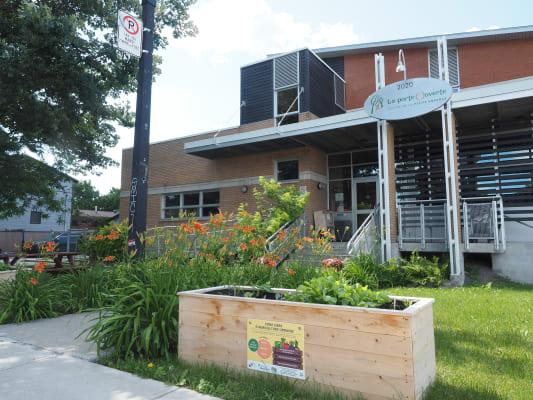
[264,214,305,268]
[347,205,379,257]
[462,197,505,252]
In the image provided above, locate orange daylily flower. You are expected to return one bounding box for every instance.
[104,256,115,262]
[29,277,38,285]
[95,235,104,241]
[34,261,46,273]
[239,244,248,251]
[46,241,56,252]
[249,239,258,247]
[23,242,32,250]
[288,269,296,275]
[222,237,229,243]
[242,226,251,234]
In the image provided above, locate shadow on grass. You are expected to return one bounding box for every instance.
[423,377,504,400]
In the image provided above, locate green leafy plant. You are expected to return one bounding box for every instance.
[78,220,128,263]
[82,262,181,359]
[285,276,390,308]
[0,268,70,324]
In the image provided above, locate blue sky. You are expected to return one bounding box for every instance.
[88,0,533,193]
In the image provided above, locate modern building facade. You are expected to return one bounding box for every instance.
[120,26,533,284]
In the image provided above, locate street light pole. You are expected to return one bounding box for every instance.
[127,0,156,258]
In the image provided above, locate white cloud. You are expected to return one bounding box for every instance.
[173,0,359,59]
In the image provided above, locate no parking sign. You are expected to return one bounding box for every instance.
[117,10,143,57]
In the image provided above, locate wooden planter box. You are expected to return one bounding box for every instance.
[178,286,436,400]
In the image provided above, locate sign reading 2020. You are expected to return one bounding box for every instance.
[364,78,453,120]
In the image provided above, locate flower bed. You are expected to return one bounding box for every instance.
[178,285,436,400]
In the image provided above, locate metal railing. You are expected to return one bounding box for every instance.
[462,196,506,252]
[347,205,380,257]
[144,219,236,258]
[397,199,447,249]
[264,214,305,268]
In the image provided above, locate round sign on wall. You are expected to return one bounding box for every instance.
[364,78,453,120]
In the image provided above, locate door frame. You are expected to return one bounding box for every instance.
[351,176,379,232]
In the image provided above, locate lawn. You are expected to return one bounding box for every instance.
[103,281,532,400]
[385,282,533,400]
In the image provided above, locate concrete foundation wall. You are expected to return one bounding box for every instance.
[492,242,533,284]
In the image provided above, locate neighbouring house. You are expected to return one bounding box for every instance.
[71,209,120,229]
[0,168,75,253]
[120,25,533,284]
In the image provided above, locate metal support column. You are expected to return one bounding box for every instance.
[375,53,392,262]
[438,37,462,278]
[128,0,157,258]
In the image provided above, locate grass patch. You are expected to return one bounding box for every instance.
[384,282,533,400]
[101,355,362,400]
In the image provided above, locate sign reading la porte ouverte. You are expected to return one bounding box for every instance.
[364,77,453,120]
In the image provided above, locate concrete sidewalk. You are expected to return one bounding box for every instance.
[0,313,219,400]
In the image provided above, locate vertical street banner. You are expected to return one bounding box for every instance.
[117,10,143,58]
[247,319,305,380]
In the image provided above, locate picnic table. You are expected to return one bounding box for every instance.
[0,252,82,271]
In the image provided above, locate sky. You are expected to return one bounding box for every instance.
[85,0,533,194]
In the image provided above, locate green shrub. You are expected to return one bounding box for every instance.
[78,220,128,263]
[341,253,380,289]
[342,251,448,288]
[82,262,182,359]
[285,276,390,308]
[0,268,70,324]
[56,265,119,311]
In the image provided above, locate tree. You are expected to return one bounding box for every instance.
[72,180,101,212]
[73,181,120,212]
[0,0,197,219]
[96,187,120,212]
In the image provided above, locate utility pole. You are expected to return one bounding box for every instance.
[127,0,156,258]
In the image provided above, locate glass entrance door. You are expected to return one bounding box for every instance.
[352,177,378,231]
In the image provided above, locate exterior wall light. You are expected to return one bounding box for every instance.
[317,182,325,190]
[241,185,248,193]
[396,49,407,81]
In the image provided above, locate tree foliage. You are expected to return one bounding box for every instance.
[0,0,197,218]
[73,180,120,212]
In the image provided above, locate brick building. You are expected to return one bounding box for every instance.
[120,26,533,284]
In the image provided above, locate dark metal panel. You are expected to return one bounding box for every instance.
[240,60,273,125]
[298,50,310,112]
[308,52,343,118]
[322,56,344,78]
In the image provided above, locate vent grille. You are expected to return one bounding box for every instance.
[429,48,460,88]
[274,52,298,90]
[334,74,346,110]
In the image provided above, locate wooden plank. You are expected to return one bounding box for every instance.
[179,310,413,358]
[178,326,415,399]
[410,306,436,400]
[179,295,412,337]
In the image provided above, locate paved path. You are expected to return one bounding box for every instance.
[0,313,218,400]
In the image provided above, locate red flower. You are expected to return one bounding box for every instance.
[222,237,229,243]
[104,256,115,262]
[193,221,204,232]
[249,239,258,247]
[29,277,38,285]
[181,224,192,233]
[23,242,32,250]
[288,269,296,275]
[239,244,248,251]
[95,235,104,241]
[242,227,251,234]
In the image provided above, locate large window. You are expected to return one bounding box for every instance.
[276,159,299,182]
[162,190,220,219]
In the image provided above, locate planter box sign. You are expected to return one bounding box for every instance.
[247,319,305,379]
[178,286,436,400]
[364,77,452,120]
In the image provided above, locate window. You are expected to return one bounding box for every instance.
[162,190,220,219]
[30,210,42,224]
[274,51,299,126]
[429,48,460,90]
[276,159,299,182]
